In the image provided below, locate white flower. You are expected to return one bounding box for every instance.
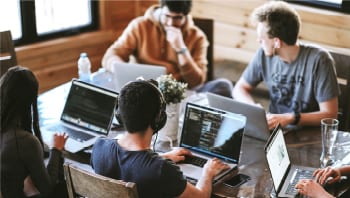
[156,74,188,104]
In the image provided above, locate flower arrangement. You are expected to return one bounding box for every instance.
[156,74,188,104]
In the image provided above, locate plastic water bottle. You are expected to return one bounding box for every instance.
[78,52,91,82]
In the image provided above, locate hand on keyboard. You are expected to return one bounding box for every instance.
[203,158,230,179]
[160,147,192,163]
[295,179,334,198]
[313,166,341,185]
[51,132,68,151]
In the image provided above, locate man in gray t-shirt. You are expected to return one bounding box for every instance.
[233,1,339,130]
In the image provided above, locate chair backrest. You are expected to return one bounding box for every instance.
[0,30,17,77]
[193,17,214,82]
[330,51,350,131]
[63,162,139,198]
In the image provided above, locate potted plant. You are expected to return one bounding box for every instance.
[156,74,188,142]
[156,74,188,104]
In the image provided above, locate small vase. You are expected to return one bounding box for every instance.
[157,103,180,143]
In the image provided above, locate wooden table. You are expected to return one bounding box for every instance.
[38,72,350,197]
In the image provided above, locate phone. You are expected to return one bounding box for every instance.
[223,174,251,188]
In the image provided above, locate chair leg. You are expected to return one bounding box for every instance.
[63,163,75,198]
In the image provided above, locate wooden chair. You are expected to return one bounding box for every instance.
[63,162,139,198]
[330,51,350,131]
[0,30,17,77]
[193,17,214,82]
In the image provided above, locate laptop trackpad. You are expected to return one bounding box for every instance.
[179,164,202,180]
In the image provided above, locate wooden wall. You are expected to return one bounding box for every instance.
[190,0,350,63]
[15,0,350,93]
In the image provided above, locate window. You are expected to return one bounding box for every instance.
[286,0,350,13]
[0,0,98,46]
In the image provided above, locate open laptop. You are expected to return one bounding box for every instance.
[112,62,166,92]
[264,124,316,197]
[207,92,270,141]
[177,103,246,184]
[41,80,118,153]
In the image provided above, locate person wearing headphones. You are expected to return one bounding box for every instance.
[0,66,68,198]
[102,0,233,98]
[232,1,339,130]
[90,80,229,198]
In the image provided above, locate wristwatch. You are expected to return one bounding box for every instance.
[293,111,300,125]
[176,47,188,54]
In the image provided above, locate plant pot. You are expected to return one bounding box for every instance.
[157,103,180,142]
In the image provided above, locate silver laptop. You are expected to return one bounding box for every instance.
[112,62,166,92]
[207,92,270,141]
[41,80,118,153]
[265,124,316,197]
[178,103,246,184]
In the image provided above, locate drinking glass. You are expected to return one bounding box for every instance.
[320,118,339,168]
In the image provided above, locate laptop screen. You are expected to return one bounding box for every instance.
[61,80,118,135]
[112,62,166,92]
[180,103,246,163]
[265,126,291,191]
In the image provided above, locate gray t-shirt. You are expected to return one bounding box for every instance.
[242,44,339,114]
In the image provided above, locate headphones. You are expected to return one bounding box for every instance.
[115,80,167,134]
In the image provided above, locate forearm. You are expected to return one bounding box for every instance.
[101,49,126,72]
[232,85,256,105]
[297,111,337,126]
[338,165,350,177]
[177,51,206,88]
[195,172,213,198]
[46,149,64,185]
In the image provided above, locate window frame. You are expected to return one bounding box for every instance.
[14,0,99,46]
[286,0,350,14]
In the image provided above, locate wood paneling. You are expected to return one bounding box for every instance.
[15,0,350,93]
[16,31,114,93]
[191,0,350,64]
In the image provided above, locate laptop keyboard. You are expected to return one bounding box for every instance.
[184,155,208,167]
[286,169,313,195]
[48,125,94,142]
[184,176,198,185]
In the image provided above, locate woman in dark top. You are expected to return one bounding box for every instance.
[0,66,68,198]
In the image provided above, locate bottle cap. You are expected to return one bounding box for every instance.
[80,52,87,57]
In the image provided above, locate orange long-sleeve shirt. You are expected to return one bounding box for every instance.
[102,5,209,88]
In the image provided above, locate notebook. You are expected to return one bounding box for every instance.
[41,80,118,153]
[207,92,270,141]
[177,103,246,184]
[112,62,166,92]
[264,124,316,197]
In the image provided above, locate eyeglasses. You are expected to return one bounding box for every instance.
[162,14,185,22]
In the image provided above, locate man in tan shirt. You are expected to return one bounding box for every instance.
[102,0,232,97]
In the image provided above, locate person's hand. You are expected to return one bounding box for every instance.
[203,158,230,179]
[295,179,334,198]
[161,147,192,163]
[313,166,341,185]
[266,113,293,130]
[51,132,68,151]
[164,26,185,51]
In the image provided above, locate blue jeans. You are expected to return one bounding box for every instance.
[193,78,233,98]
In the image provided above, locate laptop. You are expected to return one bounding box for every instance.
[264,124,316,197]
[207,92,270,141]
[112,62,166,92]
[41,80,118,153]
[177,103,246,184]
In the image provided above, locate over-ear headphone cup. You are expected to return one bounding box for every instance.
[115,111,123,126]
[151,111,167,133]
